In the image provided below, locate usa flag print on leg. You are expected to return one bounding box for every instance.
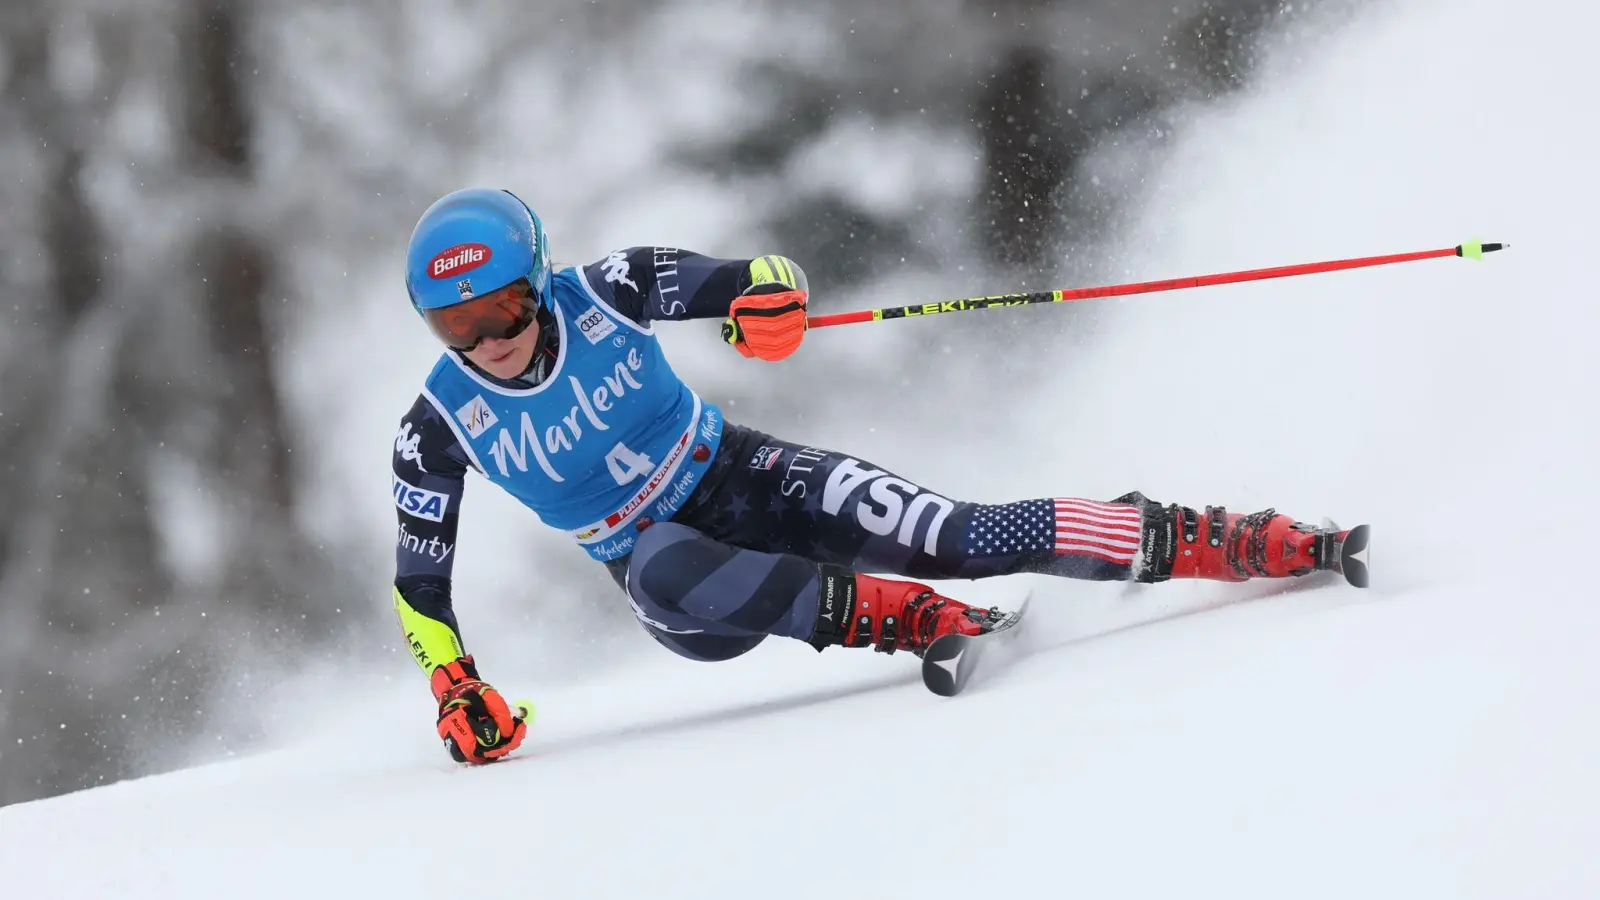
[960,497,1144,581]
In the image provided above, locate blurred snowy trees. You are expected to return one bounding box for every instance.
[0,0,1316,805]
[0,0,349,805]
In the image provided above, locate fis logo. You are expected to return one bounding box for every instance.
[393,475,448,522]
[456,395,498,439]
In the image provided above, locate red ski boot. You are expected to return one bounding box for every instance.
[808,567,1007,656]
[1120,492,1353,584]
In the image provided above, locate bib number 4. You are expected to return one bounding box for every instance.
[605,441,655,485]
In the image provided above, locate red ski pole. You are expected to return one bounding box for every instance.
[805,239,1507,329]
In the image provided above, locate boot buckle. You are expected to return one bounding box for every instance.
[877,614,899,654]
[1179,505,1200,543]
[1205,506,1227,548]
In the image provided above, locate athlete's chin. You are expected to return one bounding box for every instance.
[479,348,532,379]
[466,339,533,378]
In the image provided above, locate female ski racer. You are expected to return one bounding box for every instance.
[391,188,1357,763]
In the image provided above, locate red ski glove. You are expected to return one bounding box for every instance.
[723,283,808,362]
[430,656,530,765]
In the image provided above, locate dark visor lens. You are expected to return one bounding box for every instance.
[423,278,542,351]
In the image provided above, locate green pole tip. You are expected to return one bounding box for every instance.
[1456,239,1508,260]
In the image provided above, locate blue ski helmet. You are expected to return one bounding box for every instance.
[405,187,552,315]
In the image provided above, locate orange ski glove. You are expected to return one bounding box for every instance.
[724,285,808,361]
[722,255,810,362]
[430,656,530,765]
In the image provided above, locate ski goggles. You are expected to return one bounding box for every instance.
[423,277,543,352]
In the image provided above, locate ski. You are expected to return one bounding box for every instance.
[1324,523,1371,588]
[1338,524,1371,588]
[919,597,1031,697]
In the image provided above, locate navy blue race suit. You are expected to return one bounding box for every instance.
[393,248,1147,662]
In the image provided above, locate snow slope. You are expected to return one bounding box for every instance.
[5,0,1598,897]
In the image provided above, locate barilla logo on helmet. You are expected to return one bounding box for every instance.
[429,243,492,279]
